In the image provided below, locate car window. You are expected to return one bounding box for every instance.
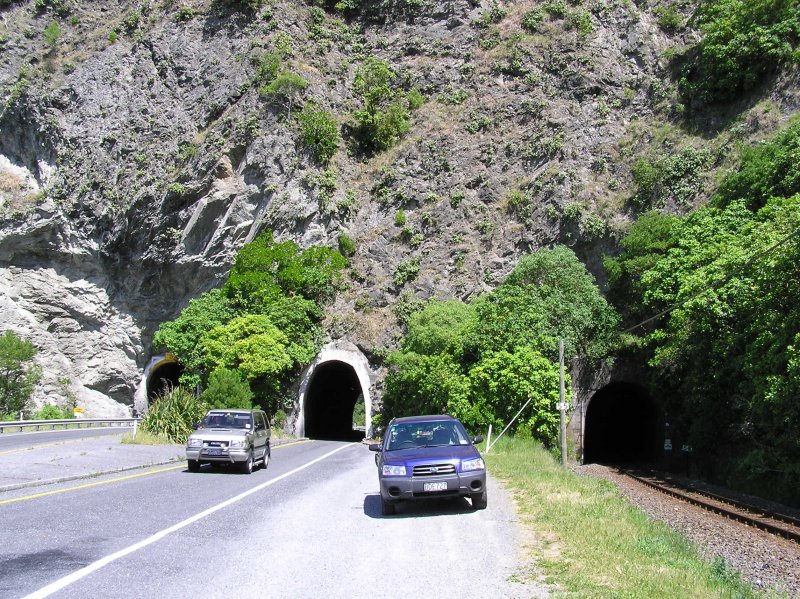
[255,413,266,431]
[386,421,470,450]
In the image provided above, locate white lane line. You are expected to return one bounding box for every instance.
[23,442,353,599]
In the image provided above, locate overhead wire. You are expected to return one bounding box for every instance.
[621,225,800,334]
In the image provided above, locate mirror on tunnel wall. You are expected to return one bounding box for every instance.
[583,382,658,466]
[304,360,365,441]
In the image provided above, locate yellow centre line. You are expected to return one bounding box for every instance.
[0,438,312,506]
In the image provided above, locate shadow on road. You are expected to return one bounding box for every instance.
[363,493,477,519]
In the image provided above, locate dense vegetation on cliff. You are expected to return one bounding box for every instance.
[1,0,799,502]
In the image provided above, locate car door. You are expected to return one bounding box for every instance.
[253,411,267,458]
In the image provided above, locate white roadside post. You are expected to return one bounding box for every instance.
[485,424,492,454]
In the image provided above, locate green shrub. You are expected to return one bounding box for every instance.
[351,56,411,153]
[678,0,800,108]
[394,209,406,226]
[0,330,41,418]
[521,9,544,32]
[713,118,800,211]
[141,385,208,444]
[199,367,253,409]
[338,233,356,257]
[33,403,73,420]
[393,258,420,286]
[43,21,61,48]
[298,103,340,164]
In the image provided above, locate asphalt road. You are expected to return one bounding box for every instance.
[0,440,546,599]
[0,427,132,452]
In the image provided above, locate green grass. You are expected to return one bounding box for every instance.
[484,437,759,598]
[120,430,176,445]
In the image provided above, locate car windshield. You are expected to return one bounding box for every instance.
[202,412,252,429]
[386,421,470,451]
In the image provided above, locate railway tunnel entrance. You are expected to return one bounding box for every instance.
[583,382,658,465]
[296,343,373,441]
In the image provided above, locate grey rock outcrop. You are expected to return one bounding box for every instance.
[0,0,794,415]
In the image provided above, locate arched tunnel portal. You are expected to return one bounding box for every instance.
[145,357,183,404]
[297,344,373,442]
[583,382,659,465]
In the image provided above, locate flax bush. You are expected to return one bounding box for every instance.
[141,385,207,444]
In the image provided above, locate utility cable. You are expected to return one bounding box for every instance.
[622,225,800,334]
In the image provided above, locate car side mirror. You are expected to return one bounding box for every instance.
[368,443,381,452]
[193,423,199,430]
[472,435,483,444]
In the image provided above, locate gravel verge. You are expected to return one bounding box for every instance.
[576,463,800,598]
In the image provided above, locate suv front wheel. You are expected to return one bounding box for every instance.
[380,497,396,516]
[241,451,254,474]
[471,490,488,510]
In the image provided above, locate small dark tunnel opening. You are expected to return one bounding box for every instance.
[305,360,365,442]
[147,362,183,404]
[584,382,658,465]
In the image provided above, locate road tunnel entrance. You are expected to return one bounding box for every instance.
[583,382,658,465]
[146,360,183,404]
[303,360,365,441]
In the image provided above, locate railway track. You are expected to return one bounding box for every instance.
[620,469,800,544]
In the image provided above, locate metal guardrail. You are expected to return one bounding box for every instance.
[0,418,141,434]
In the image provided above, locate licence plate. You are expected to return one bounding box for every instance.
[206,448,223,456]
[423,481,448,492]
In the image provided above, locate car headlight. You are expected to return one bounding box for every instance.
[382,464,406,476]
[187,437,202,448]
[461,457,485,472]
[229,439,247,448]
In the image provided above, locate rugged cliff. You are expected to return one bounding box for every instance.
[0,0,796,415]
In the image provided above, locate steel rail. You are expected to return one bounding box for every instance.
[621,470,800,544]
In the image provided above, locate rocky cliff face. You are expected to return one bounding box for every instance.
[0,0,795,415]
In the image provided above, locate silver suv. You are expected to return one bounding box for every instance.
[186,409,271,474]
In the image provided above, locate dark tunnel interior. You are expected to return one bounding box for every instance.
[304,361,365,441]
[583,382,658,465]
[147,362,183,404]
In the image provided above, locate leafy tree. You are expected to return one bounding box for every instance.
[382,246,616,445]
[351,56,411,152]
[403,300,476,358]
[467,348,563,444]
[713,117,800,211]
[260,70,308,119]
[200,314,292,387]
[223,231,345,308]
[473,246,620,362]
[678,0,800,108]
[298,102,340,163]
[0,330,41,417]
[200,367,254,409]
[604,211,681,325]
[383,352,471,423]
[152,290,233,388]
[628,195,800,504]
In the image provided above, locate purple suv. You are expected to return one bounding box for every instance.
[369,414,487,515]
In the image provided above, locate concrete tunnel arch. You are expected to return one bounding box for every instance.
[296,342,373,441]
[134,354,184,414]
[583,382,659,465]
